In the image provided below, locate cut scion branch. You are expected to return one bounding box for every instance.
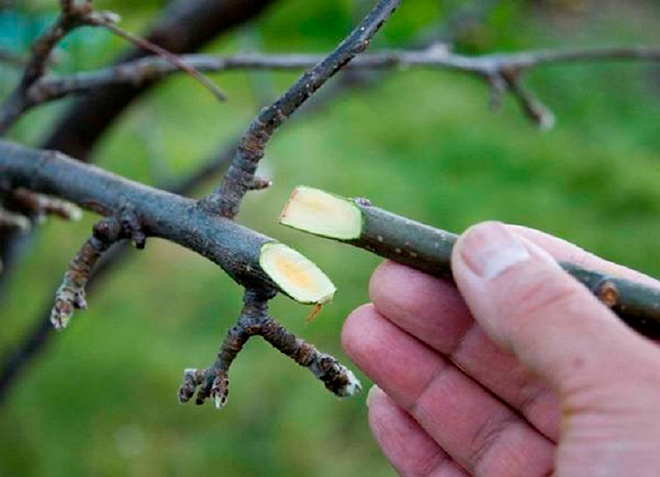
[280,186,660,339]
[178,290,360,410]
[202,0,402,218]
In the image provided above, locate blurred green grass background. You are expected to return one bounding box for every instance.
[2,0,660,475]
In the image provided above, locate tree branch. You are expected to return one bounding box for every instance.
[178,289,360,410]
[41,0,278,161]
[10,188,82,222]
[0,0,96,135]
[19,45,660,129]
[0,208,30,232]
[85,11,226,102]
[50,217,124,330]
[0,0,279,292]
[280,186,660,339]
[200,0,402,218]
[0,141,335,305]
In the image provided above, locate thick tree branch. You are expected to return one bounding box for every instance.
[281,186,660,339]
[201,0,402,218]
[0,141,335,305]
[179,290,360,410]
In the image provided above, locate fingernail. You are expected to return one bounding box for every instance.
[366,385,382,408]
[459,222,530,280]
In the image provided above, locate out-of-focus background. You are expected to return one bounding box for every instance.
[1,0,660,475]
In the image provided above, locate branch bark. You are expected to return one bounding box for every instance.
[0,141,335,304]
[19,45,660,129]
[0,0,279,294]
[280,186,660,339]
[179,290,360,410]
[201,0,402,218]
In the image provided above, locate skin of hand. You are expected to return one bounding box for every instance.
[342,221,660,477]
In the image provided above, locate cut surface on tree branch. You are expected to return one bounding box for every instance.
[280,186,660,339]
[259,243,336,305]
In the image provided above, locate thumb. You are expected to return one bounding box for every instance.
[451,221,656,394]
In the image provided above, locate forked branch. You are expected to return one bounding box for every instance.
[280,186,660,339]
[0,0,96,134]
[179,290,360,410]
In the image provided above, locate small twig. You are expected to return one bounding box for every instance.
[87,11,226,101]
[499,69,556,129]
[51,218,123,330]
[11,188,82,223]
[201,0,402,218]
[178,290,360,410]
[0,208,30,231]
[280,186,660,339]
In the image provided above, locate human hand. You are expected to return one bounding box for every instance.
[342,221,660,476]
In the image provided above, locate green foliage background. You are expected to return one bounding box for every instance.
[2,1,660,475]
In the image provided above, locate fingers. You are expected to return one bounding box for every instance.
[452,221,660,394]
[343,305,554,477]
[367,386,468,477]
[369,261,560,441]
